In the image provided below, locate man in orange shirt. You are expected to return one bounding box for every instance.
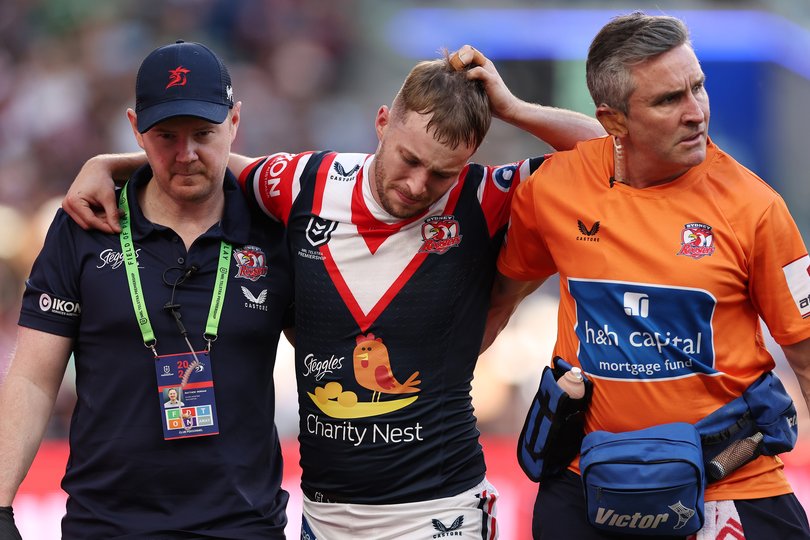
[486,11,810,540]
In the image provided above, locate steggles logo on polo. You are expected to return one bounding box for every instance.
[233,245,268,281]
[166,66,190,89]
[677,223,716,259]
[419,216,462,254]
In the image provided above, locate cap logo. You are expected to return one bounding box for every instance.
[166,66,190,89]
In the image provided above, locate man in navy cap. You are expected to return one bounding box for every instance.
[0,41,292,539]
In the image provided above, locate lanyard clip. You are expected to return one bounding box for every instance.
[204,333,217,352]
[144,339,158,357]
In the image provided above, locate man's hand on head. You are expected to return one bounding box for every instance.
[449,45,488,71]
[448,44,519,123]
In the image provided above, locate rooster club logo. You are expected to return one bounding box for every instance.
[419,216,462,254]
[233,245,268,281]
[677,223,716,259]
[166,66,190,89]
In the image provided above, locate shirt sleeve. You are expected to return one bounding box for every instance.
[238,151,315,225]
[478,156,547,238]
[18,210,82,338]
[496,170,557,281]
[749,195,810,345]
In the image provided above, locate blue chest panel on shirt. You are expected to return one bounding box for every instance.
[569,279,716,380]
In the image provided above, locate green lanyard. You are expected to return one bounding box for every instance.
[119,182,232,356]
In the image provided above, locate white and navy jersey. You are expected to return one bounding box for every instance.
[19,167,292,539]
[241,151,542,503]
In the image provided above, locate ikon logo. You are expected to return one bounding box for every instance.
[39,293,81,316]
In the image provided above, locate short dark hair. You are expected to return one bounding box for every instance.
[391,53,491,150]
[586,12,691,113]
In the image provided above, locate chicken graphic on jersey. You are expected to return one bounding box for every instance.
[353,333,420,402]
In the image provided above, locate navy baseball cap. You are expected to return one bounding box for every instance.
[135,40,234,133]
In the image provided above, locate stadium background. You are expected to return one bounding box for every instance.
[1,1,809,538]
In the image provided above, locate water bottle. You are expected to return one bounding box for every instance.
[557,367,585,399]
[707,432,764,481]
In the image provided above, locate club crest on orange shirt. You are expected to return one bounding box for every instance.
[677,223,716,260]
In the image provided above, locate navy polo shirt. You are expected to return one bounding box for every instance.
[19,166,292,539]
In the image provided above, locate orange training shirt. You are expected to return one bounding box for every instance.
[498,136,810,501]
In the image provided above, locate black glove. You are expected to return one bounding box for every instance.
[0,506,22,540]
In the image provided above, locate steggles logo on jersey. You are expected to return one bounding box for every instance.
[307,334,421,418]
[577,219,601,242]
[306,216,338,247]
[233,245,268,281]
[330,161,360,181]
[432,516,464,537]
[492,164,517,192]
[677,223,716,259]
[304,334,424,447]
[419,216,462,254]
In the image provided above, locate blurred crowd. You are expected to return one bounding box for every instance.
[0,0,362,438]
[1,0,808,445]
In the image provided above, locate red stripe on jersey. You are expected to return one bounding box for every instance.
[321,242,428,332]
[351,164,424,254]
[318,160,466,331]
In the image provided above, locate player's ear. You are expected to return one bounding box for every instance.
[375,106,390,141]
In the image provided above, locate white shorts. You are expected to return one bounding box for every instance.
[300,477,499,539]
